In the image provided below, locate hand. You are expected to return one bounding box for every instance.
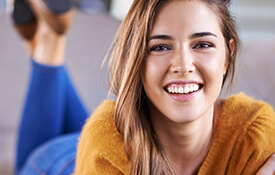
[257,153,275,175]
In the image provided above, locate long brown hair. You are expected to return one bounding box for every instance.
[106,0,239,174]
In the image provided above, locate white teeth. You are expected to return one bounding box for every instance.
[168,87,171,93]
[174,87,178,93]
[167,84,200,94]
[179,87,184,93]
[184,86,190,93]
[193,84,199,91]
[189,85,194,92]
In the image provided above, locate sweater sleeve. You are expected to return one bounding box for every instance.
[74,101,129,175]
[227,102,275,174]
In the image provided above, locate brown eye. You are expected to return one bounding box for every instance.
[150,45,171,52]
[193,43,214,49]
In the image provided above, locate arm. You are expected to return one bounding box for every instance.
[257,154,275,175]
[74,101,129,174]
[74,120,126,174]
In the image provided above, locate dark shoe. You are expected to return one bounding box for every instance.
[43,0,72,14]
[12,0,37,40]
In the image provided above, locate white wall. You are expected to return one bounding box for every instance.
[110,0,133,20]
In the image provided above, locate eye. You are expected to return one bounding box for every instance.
[193,43,214,49]
[149,45,171,52]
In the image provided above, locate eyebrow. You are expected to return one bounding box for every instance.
[190,32,218,39]
[149,32,218,41]
[149,35,173,41]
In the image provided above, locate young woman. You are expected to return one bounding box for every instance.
[75,0,275,174]
[10,0,275,174]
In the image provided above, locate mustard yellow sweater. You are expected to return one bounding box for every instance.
[74,94,275,174]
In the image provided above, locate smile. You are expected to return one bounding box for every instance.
[164,83,203,95]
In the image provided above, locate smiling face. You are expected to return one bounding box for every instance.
[142,0,229,124]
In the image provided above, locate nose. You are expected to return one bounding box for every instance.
[170,48,195,75]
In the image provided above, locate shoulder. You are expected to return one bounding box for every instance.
[79,100,119,149]
[220,93,275,148]
[211,93,275,174]
[220,93,275,129]
[79,100,118,145]
[75,100,129,174]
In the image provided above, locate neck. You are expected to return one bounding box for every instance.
[150,100,222,174]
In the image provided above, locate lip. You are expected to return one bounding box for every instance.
[163,80,203,102]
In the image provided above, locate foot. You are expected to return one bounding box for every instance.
[9,0,76,65]
[28,0,76,35]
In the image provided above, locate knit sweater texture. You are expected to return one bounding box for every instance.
[74,93,275,174]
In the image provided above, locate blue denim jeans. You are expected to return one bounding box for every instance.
[19,133,80,175]
[16,60,88,174]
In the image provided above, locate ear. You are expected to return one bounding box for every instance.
[229,39,235,56]
[223,39,235,75]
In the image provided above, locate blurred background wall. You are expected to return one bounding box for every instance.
[0,0,274,174]
[222,0,275,105]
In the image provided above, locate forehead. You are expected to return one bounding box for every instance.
[151,0,222,37]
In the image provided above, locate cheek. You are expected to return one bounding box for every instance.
[197,51,227,85]
[142,57,168,87]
